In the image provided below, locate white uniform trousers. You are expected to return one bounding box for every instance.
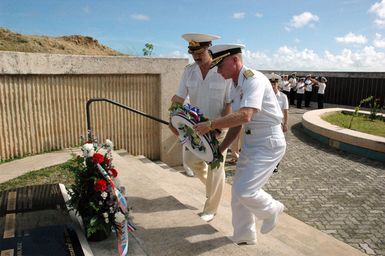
[184,130,228,214]
[232,125,286,242]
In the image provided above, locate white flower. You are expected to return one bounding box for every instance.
[105,218,109,223]
[114,212,126,223]
[82,143,95,158]
[101,191,108,199]
[102,212,109,218]
[105,139,113,149]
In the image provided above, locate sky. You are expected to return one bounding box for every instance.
[1,0,385,72]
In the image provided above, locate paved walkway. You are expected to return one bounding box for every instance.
[225,105,385,256]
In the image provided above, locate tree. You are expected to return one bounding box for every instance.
[142,43,154,56]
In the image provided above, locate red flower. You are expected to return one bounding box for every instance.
[105,157,111,166]
[94,179,107,192]
[92,153,104,164]
[107,168,118,177]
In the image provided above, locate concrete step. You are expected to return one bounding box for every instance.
[112,150,255,256]
[116,151,366,256]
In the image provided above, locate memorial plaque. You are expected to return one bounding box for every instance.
[0,184,85,256]
[6,192,16,211]
[3,213,15,238]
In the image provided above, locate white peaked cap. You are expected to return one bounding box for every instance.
[208,44,245,68]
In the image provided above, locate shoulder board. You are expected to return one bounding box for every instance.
[185,63,195,69]
[243,69,254,79]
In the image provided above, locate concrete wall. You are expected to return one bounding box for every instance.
[0,51,188,166]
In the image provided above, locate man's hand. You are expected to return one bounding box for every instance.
[169,95,185,136]
[282,123,288,132]
[193,121,212,136]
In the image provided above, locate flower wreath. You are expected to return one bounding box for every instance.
[169,102,223,169]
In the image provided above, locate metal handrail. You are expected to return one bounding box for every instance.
[86,98,169,140]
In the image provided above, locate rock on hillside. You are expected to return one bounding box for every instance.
[0,27,124,56]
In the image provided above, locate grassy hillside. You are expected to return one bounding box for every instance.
[0,27,125,56]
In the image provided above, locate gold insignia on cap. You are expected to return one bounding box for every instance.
[209,52,231,69]
[189,40,200,47]
[189,47,206,54]
[243,69,254,79]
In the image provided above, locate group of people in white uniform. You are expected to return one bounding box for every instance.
[275,73,327,109]
[169,33,288,246]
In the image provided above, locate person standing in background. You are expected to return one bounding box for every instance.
[280,75,290,99]
[310,76,327,109]
[288,73,297,105]
[268,73,289,173]
[304,75,313,108]
[269,73,288,132]
[296,77,305,109]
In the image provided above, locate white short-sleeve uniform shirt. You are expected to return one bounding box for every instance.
[296,81,305,94]
[317,82,326,94]
[289,77,297,90]
[305,79,313,92]
[176,63,232,119]
[281,80,291,92]
[275,91,289,111]
[230,66,283,127]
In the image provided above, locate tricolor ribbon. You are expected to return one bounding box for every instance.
[116,218,136,256]
[96,164,128,214]
[96,163,136,256]
[183,103,202,122]
[117,220,128,256]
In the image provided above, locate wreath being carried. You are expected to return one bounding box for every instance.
[169,102,223,169]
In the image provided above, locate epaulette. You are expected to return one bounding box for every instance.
[243,69,254,79]
[185,63,194,69]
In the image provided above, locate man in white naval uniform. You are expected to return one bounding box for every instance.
[269,73,289,133]
[269,73,289,173]
[169,33,232,222]
[194,44,286,245]
[309,76,327,109]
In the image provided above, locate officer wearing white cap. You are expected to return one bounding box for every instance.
[268,73,289,132]
[268,73,289,173]
[304,74,313,108]
[194,44,286,245]
[169,33,232,222]
[309,76,327,109]
[288,73,297,105]
[296,77,306,108]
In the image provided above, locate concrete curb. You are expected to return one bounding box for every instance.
[302,108,385,162]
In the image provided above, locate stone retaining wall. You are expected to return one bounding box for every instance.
[0,51,187,166]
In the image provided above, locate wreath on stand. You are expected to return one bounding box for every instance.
[66,138,135,256]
